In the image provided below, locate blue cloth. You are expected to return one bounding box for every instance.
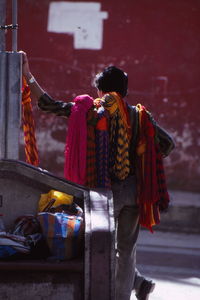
[0,245,17,258]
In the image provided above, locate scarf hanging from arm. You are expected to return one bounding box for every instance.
[136,104,170,232]
[22,77,39,166]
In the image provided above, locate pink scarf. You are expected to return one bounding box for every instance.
[64,94,94,185]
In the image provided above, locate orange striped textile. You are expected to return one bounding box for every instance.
[22,77,39,166]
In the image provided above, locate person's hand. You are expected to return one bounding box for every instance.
[19,50,32,79]
[19,51,44,98]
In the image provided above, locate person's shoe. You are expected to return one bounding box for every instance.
[135,279,155,300]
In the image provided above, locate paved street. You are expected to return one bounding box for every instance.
[131,230,200,300]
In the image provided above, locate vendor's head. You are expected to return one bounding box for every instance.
[94,66,128,98]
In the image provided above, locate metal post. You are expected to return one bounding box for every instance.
[0,0,22,160]
[12,0,18,52]
[0,52,22,160]
[0,0,6,51]
[0,52,7,158]
[6,52,22,158]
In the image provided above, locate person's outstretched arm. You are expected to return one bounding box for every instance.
[21,51,73,117]
[21,51,45,100]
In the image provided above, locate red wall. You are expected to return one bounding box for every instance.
[7,0,200,192]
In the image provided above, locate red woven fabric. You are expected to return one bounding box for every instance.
[137,105,169,231]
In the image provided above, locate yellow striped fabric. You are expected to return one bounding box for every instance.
[102,92,130,180]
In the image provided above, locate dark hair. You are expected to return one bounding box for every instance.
[94,66,128,98]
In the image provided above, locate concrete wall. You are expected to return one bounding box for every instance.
[6,0,200,192]
[0,271,83,300]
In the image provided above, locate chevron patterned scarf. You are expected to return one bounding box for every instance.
[102,92,131,180]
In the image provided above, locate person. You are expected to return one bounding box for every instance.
[21,51,174,300]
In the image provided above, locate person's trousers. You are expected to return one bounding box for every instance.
[111,175,143,300]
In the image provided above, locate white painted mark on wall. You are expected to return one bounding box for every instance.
[47,2,108,50]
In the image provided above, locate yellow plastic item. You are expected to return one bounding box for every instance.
[38,190,73,212]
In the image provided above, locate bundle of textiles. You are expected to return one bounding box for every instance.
[64,92,132,187]
[64,92,171,232]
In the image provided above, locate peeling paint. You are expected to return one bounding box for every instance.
[36,130,65,153]
[48,2,108,50]
[174,124,193,149]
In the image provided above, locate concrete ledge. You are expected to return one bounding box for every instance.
[0,258,84,272]
[0,270,83,300]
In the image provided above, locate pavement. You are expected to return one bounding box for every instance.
[131,230,200,300]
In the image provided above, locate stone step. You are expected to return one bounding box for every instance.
[156,190,200,233]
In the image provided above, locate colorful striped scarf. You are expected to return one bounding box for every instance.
[95,106,110,188]
[86,100,110,188]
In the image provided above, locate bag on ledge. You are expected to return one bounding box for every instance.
[37,211,84,261]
